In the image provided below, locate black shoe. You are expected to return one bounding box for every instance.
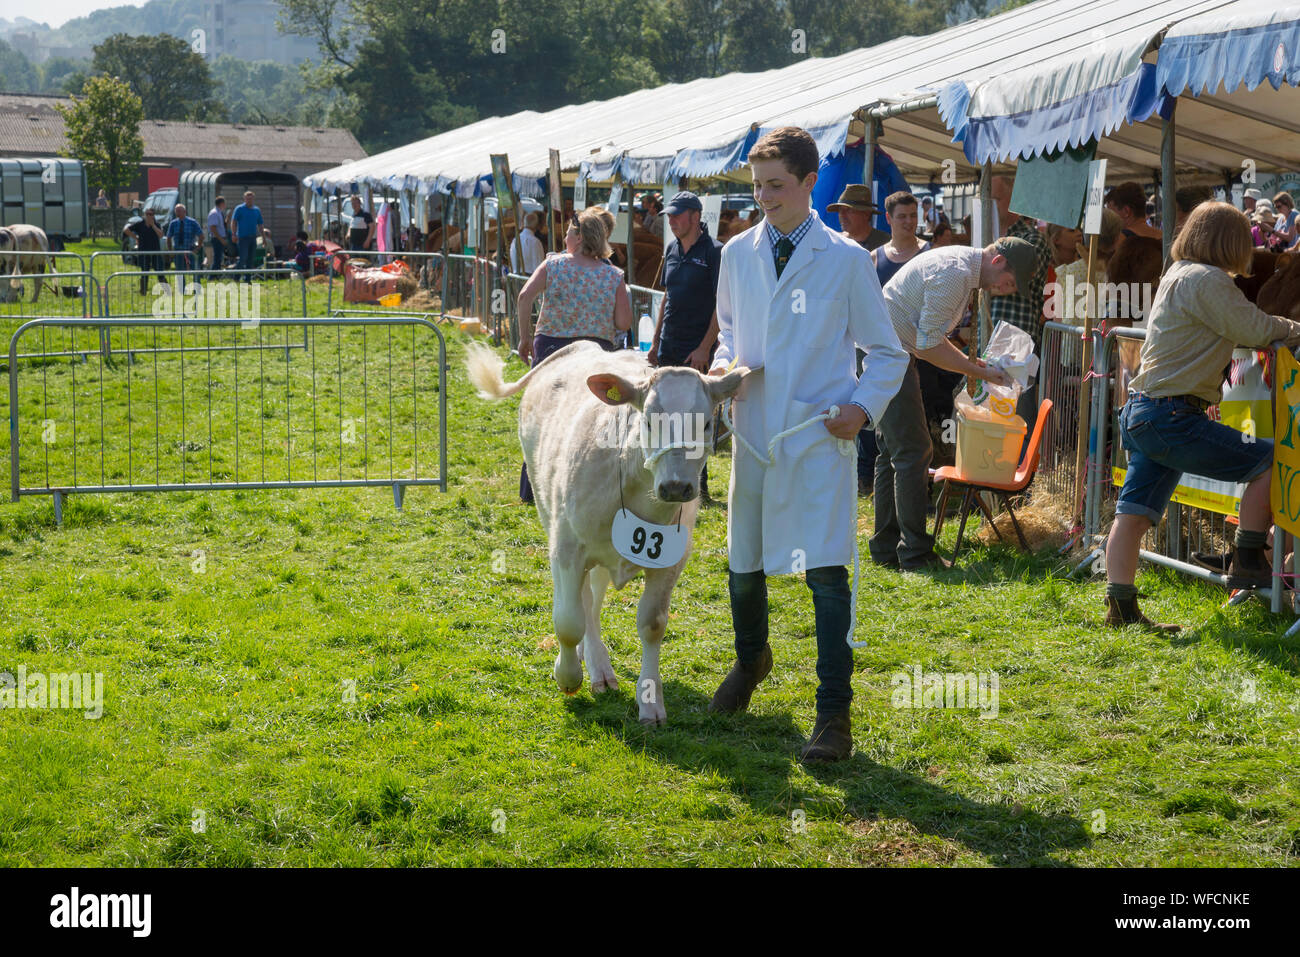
[1191,550,1231,573]
[869,553,900,569]
[1226,546,1272,590]
[901,551,952,571]
[799,711,852,763]
[857,477,873,498]
[709,645,773,714]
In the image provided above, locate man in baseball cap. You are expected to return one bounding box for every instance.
[993,236,1037,296]
[664,191,703,215]
[871,236,1024,571]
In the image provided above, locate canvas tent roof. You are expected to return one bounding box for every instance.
[947,0,1300,179]
[304,0,1300,198]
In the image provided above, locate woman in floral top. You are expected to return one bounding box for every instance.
[514,209,633,501]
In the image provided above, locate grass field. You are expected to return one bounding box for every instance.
[0,240,1298,866]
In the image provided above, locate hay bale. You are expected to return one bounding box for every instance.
[402,289,441,314]
[305,274,328,285]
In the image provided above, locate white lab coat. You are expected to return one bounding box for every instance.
[711,211,909,575]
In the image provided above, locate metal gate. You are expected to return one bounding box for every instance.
[8,314,448,521]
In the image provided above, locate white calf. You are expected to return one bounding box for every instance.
[466,340,747,724]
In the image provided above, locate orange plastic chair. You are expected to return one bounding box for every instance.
[931,399,1054,561]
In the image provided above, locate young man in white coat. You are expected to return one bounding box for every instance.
[707,127,910,763]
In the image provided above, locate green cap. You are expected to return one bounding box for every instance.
[993,237,1037,295]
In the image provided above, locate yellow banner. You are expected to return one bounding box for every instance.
[1271,348,1300,537]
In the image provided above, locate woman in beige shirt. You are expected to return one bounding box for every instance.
[1104,202,1300,630]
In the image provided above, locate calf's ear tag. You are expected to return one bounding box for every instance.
[606,386,622,402]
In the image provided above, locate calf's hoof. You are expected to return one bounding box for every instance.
[553,651,583,696]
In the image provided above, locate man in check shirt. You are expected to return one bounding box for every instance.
[872,238,1035,570]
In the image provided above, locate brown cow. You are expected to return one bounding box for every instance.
[1256,251,1300,320]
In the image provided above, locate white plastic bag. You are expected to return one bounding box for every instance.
[968,321,1039,417]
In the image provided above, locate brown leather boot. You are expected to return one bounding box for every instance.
[708,645,773,714]
[1104,595,1180,633]
[1225,546,1272,590]
[799,710,852,763]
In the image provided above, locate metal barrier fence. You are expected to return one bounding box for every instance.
[8,314,448,522]
[628,284,664,329]
[101,268,307,320]
[0,271,96,324]
[325,250,446,316]
[0,249,89,277]
[1037,321,1096,505]
[89,249,234,279]
[443,253,506,343]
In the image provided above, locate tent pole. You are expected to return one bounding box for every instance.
[978,160,993,353]
[863,110,876,217]
[625,179,636,285]
[1161,102,1177,264]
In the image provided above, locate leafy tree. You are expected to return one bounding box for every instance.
[55,74,145,208]
[39,56,90,95]
[0,37,39,93]
[90,33,219,120]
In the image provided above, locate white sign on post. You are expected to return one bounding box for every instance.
[467,197,480,248]
[701,194,723,236]
[1231,183,1244,210]
[608,182,623,215]
[1084,158,1109,235]
[574,177,587,211]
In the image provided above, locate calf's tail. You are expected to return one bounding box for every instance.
[465,341,535,400]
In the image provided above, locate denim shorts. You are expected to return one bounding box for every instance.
[1116,392,1272,523]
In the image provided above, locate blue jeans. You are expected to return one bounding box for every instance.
[236,236,256,276]
[729,567,853,713]
[1116,392,1272,523]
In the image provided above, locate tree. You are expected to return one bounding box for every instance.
[0,37,39,93]
[56,75,145,208]
[39,56,90,95]
[90,33,218,120]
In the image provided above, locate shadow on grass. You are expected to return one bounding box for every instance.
[566,680,1089,867]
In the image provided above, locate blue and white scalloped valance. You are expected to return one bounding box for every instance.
[956,37,1170,165]
[1159,7,1300,95]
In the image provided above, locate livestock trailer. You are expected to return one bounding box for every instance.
[180,169,302,257]
[0,157,89,243]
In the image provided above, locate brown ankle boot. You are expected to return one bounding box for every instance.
[709,645,773,714]
[1104,595,1180,633]
[799,710,852,763]
[1225,546,1272,590]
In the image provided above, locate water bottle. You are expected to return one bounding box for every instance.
[638,313,654,353]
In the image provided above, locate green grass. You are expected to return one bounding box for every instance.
[0,244,1298,866]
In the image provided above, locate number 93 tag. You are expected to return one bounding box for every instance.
[611,508,689,569]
